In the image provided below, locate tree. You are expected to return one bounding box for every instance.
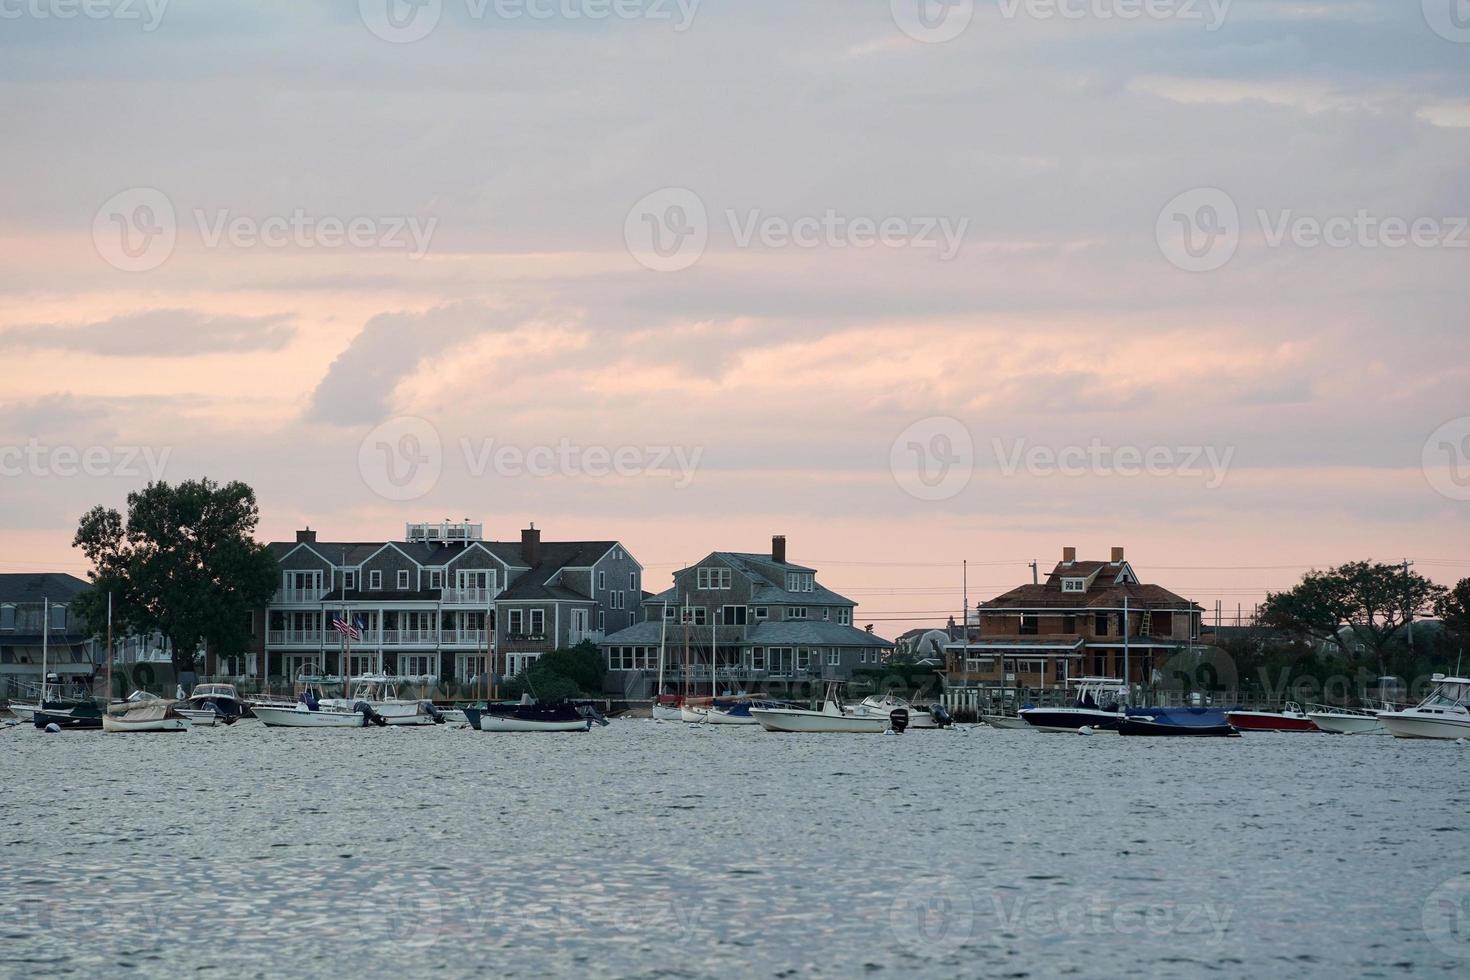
[1435,578,1470,648]
[72,479,279,676]
[504,641,606,700]
[1260,561,1447,676]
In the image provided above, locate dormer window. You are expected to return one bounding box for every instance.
[1062,578,1085,593]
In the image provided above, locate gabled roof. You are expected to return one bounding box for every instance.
[0,573,92,604]
[670,551,854,606]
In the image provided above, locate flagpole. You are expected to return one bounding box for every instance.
[343,605,352,699]
[106,592,113,705]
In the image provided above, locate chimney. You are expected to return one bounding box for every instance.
[772,534,787,564]
[296,527,316,544]
[521,524,542,565]
[1111,546,1125,563]
[1062,546,1076,564]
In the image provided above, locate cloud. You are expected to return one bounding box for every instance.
[306,301,529,425]
[0,310,295,357]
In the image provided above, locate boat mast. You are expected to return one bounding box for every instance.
[656,600,668,700]
[710,615,717,700]
[1123,594,1130,696]
[343,604,352,699]
[41,596,48,702]
[106,592,113,704]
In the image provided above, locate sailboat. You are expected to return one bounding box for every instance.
[25,598,103,730]
[651,602,682,721]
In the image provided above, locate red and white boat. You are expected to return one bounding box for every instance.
[1225,701,1320,732]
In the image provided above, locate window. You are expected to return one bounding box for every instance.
[1062,578,1085,593]
[696,566,731,590]
[344,570,357,591]
[859,650,867,664]
[751,647,766,671]
[369,570,382,590]
[397,570,410,590]
[663,605,676,619]
[1019,614,1038,636]
[753,607,768,620]
[598,611,605,630]
[823,608,830,621]
[430,570,443,588]
[508,609,524,635]
[796,648,811,670]
[614,548,623,560]
[680,606,707,626]
[399,654,433,678]
[598,571,606,591]
[0,604,13,631]
[786,572,813,592]
[629,572,637,590]
[51,604,66,631]
[826,650,840,666]
[837,608,851,626]
[529,609,545,635]
[721,605,748,626]
[788,607,808,620]
[1094,613,1109,637]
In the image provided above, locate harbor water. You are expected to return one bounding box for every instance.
[1,721,1466,977]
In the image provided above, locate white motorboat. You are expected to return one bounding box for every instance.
[847,694,952,729]
[251,701,371,728]
[1019,678,1129,733]
[1379,675,1470,740]
[1306,703,1388,735]
[102,700,190,733]
[751,684,891,734]
[980,713,1030,730]
[320,675,440,726]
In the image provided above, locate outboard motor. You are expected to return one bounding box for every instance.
[928,704,953,728]
[577,703,611,728]
[354,701,388,727]
[421,701,446,724]
[889,708,910,734]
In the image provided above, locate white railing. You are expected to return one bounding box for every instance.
[276,588,328,604]
[441,629,487,647]
[380,629,439,646]
[442,587,493,605]
[267,630,324,645]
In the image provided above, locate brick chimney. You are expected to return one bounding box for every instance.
[1062,546,1076,564]
[772,534,787,564]
[1111,546,1125,563]
[296,527,316,543]
[521,524,542,565]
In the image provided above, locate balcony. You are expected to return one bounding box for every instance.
[441,629,488,647]
[275,587,328,604]
[267,630,324,646]
[442,587,494,605]
[380,629,440,646]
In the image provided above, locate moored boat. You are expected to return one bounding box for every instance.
[249,687,379,728]
[1019,678,1128,733]
[103,700,190,733]
[1306,703,1388,735]
[320,675,441,726]
[751,683,890,734]
[1225,701,1320,733]
[847,694,952,729]
[465,698,595,732]
[1378,675,1470,740]
[980,712,1030,730]
[180,683,243,726]
[1117,706,1239,737]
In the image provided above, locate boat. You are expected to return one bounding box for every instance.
[650,602,685,720]
[12,601,100,722]
[249,687,380,728]
[465,697,596,732]
[1306,703,1388,735]
[320,675,441,726]
[180,683,244,726]
[1225,701,1320,733]
[31,702,103,730]
[751,683,892,733]
[651,695,684,722]
[1018,678,1128,733]
[980,711,1030,730]
[1378,675,1470,740]
[1116,706,1239,737]
[103,699,190,733]
[847,694,953,729]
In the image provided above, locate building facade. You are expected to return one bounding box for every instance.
[253,520,642,689]
[0,573,100,699]
[943,546,1203,694]
[599,535,893,699]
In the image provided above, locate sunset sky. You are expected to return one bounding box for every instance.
[3,2,1469,634]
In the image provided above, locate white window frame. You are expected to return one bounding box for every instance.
[826,650,840,666]
[753,607,768,620]
[396,569,410,590]
[344,570,357,592]
[529,609,545,635]
[508,609,524,635]
[1062,578,1085,593]
[788,607,808,620]
[598,570,606,591]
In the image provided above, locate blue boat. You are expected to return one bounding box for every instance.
[1117,706,1240,737]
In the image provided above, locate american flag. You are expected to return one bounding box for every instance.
[331,615,363,640]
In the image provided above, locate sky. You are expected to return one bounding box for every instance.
[2,1,1469,635]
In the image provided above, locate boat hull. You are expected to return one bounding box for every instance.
[651,704,683,721]
[102,714,189,733]
[749,708,889,733]
[1307,712,1385,735]
[323,699,435,725]
[176,708,219,727]
[1379,712,1470,740]
[680,706,708,723]
[1224,711,1320,733]
[981,714,1030,730]
[251,704,367,728]
[33,710,102,730]
[1019,707,1123,733]
[477,715,590,732]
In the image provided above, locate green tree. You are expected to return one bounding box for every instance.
[504,641,605,700]
[1260,561,1447,676]
[1434,578,1470,648]
[72,479,279,675]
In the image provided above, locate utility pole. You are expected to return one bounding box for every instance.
[1403,559,1415,649]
